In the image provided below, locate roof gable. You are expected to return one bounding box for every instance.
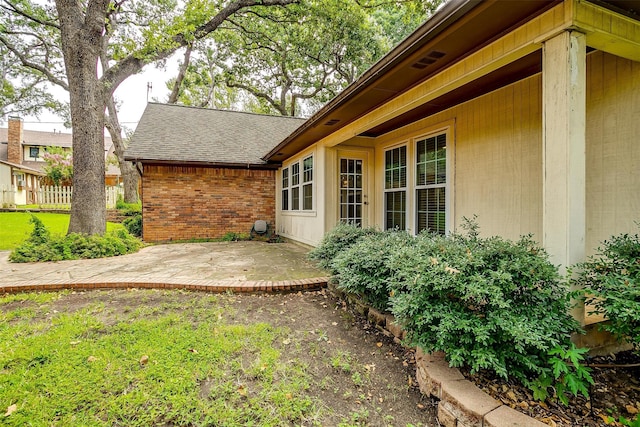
[124,103,306,167]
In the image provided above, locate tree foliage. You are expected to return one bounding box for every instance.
[168,0,440,116]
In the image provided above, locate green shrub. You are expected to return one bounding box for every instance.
[308,223,377,273]
[123,214,142,237]
[574,229,640,351]
[529,343,594,405]
[9,217,142,262]
[116,195,142,216]
[389,220,579,382]
[220,232,250,241]
[332,230,415,311]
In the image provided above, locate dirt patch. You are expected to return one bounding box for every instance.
[11,289,438,426]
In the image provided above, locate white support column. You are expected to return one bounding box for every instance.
[542,31,587,323]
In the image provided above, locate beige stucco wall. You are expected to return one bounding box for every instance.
[276,146,327,246]
[277,51,640,252]
[585,51,640,254]
[370,75,543,241]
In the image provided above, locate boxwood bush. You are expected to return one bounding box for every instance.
[388,221,579,381]
[308,222,377,273]
[332,229,415,311]
[10,216,142,262]
[574,229,640,352]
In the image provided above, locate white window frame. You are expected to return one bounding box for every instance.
[383,144,407,231]
[302,155,313,211]
[415,132,448,235]
[281,167,289,211]
[281,153,315,214]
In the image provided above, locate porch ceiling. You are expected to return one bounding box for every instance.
[265,0,640,162]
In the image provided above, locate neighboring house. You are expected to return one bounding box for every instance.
[124,103,305,242]
[0,159,44,205]
[0,117,120,192]
[128,0,640,288]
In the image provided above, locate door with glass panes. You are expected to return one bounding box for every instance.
[339,158,366,226]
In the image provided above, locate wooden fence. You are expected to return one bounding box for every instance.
[0,185,123,209]
[0,185,15,207]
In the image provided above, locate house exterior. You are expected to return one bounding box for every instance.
[0,117,120,197]
[127,1,639,289]
[124,103,305,242]
[265,0,639,258]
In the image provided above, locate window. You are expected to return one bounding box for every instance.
[291,163,300,210]
[384,146,407,230]
[281,168,289,211]
[29,147,39,159]
[282,155,314,212]
[416,133,447,234]
[302,156,313,210]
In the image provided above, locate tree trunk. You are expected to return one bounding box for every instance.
[56,0,108,235]
[105,97,139,203]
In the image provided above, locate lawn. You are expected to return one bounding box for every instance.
[0,212,123,251]
[0,290,433,427]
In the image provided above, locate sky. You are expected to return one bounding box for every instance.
[21,61,175,135]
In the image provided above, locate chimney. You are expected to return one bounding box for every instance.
[7,116,24,165]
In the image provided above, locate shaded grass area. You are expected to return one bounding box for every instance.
[0,212,122,251]
[0,292,315,426]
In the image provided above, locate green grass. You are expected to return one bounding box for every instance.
[0,292,316,426]
[0,212,123,251]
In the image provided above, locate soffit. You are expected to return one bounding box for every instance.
[265,0,561,162]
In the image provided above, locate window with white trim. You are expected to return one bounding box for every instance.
[281,167,289,211]
[384,146,407,230]
[416,133,447,234]
[302,156,313,210]
[291,162,300,210]
[282,155,314,211]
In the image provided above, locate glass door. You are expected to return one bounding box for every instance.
[339,158,364,226]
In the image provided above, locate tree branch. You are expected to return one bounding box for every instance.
[0,0,60,29]
[0,34,69,90]
[167,44,192,104]
[101,0,297,97]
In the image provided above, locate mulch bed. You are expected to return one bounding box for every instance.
[461,351,640,426]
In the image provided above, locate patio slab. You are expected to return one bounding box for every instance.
[0,241,329,293]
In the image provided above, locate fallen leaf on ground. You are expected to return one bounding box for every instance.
[4,404,17,417]
[626,404,638,414]
[376,342,383,348]
[70,341,81,346]
[237,385,247,397]
[87,356,98,363]
[140,355,149,365]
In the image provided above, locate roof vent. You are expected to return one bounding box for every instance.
[324,119,340,126]
[411,51,446,70]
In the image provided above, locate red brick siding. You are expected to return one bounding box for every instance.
[142,165,275,242]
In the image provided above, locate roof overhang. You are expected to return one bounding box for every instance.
[124,158,282,171]
[0,160,45,176]
[264,0,640,162]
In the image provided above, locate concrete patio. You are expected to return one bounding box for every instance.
[0,241,329,294]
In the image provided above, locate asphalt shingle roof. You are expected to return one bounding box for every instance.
[125,103,306,166]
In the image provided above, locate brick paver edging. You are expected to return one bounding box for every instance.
[330,285,548,427]
[0,277,330,295]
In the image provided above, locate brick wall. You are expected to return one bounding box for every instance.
[7,117,23,164]
[142,164,276,242]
